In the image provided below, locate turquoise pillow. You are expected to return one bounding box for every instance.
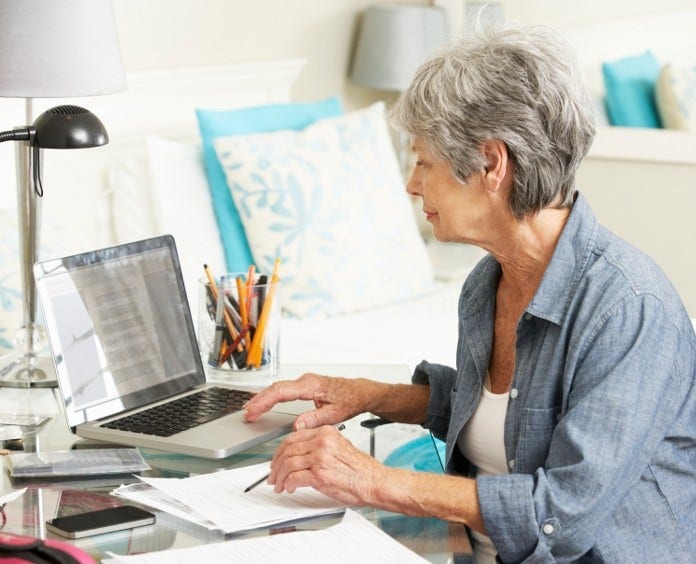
[196,98,343,272]
[602,51,662,128]
[384,435,446,474]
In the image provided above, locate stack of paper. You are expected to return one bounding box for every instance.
[103,509,428,563]
[112,461,345,533]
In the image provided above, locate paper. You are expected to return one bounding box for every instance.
[127,461,345,533]
[102,509,428,563]
[7,448,150,477]
[112,482,218,530]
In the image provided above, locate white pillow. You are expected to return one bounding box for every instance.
[146,136,226,305]
[0,208,67,354]
[214,102,435,318]
[655,63,696,130]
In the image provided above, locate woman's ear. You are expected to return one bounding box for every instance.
[481,140,510,192]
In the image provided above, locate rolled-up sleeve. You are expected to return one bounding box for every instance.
[412,360,457,441]
[477,296,693,562]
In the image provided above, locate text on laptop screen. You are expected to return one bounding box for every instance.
[36,237,203,424]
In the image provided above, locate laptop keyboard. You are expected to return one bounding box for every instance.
[101,387,256,437]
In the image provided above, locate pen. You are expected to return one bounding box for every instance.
[209,275,226,366]
[243,423,346,493]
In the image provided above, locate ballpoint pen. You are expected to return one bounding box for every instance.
[243,423,346,493]
[208,275,226,366]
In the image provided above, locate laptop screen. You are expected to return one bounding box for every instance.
[35,235,205,428]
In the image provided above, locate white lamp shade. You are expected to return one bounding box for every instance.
[351,4,449,91]
[0,0,126,98]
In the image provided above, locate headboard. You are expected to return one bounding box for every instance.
[0,58,306,254]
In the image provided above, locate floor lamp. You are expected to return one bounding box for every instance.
[350,4,449,177]
[0,0,126,388]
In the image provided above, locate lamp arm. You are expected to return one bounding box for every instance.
[0,127,34,143]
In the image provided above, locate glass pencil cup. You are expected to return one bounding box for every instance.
[197,272,281,387]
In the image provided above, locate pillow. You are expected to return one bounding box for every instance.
[655,64,696,130]
[0,208,66,354]
[146,136,226,305]
[602,51,662,128]
[106,156,160,244]
[214,102,435,318]
[196,98,344,273]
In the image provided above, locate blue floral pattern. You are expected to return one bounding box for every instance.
[656,63,696,130]
[214,103,434,318]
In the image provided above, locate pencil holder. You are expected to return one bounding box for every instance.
[197,272,281,386]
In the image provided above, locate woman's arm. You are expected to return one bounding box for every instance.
[243,373,430,429]
[267,424,486,534]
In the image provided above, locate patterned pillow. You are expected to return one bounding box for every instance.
[214,102,434,318]
[655,64,696,130]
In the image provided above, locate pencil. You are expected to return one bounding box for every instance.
[203,265,244,355]
[247,258,280,368]
[243,423,345,493]
[236,276,251,354]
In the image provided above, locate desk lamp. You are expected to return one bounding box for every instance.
[0,0,126,388]
[350,4,449,176]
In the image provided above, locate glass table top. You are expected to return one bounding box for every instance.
[1,387,471,562]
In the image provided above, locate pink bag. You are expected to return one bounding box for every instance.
[0,532,96,563]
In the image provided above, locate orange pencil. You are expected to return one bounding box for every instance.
[247,258,281,368]
[236,275,251,353]
[245,264,256,323]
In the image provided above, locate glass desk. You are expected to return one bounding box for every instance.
[1,387,472,562]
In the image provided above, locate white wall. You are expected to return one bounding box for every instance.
[111,0,420,111]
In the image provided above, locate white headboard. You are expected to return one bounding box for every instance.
[0,59,306,254]
[560,8,696,103]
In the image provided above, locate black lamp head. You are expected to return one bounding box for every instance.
[31,105,108,149]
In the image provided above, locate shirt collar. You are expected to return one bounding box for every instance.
[527,192,598,325]
[461,192,598,326]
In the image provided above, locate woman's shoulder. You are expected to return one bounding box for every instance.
[581,224,692,333]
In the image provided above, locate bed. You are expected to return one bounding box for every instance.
[0,58,463,386]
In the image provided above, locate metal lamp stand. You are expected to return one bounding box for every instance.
[0,99,57,388]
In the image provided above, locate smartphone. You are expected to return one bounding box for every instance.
[46,505,155,539]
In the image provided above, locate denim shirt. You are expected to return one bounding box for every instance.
[412,193,696,563]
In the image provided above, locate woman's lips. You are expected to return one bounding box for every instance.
[425,211,437,221]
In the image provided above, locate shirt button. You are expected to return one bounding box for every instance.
[524,313,533,321]
[508,459,515,470]
[510,388,518,399]
[542,523,555,535]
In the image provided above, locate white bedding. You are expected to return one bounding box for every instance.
[280,279,463,375]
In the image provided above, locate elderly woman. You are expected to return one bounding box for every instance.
[244,24,696,563]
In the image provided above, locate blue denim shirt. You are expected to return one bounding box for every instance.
[413,193,696,563]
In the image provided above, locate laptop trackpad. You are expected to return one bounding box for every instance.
[272,399,314,416]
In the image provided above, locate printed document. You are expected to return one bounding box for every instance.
[103,509,428,563]
[112,461,345,533]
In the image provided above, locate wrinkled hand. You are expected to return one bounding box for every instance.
[268,424,386,506]
[244,373,371,430]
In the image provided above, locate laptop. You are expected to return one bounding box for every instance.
[34,235,310,459]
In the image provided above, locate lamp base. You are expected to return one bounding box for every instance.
[0,351,58,388]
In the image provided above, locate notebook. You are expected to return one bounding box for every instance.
[34,235,309,459]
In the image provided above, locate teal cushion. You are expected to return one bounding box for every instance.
[196,98,343,272]
[602,51,662,128]
[384,435,446,474]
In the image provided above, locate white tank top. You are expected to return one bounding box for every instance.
[457,376,509,564]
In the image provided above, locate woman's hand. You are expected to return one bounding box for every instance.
[244,373,377,430]
[268,424,387,506]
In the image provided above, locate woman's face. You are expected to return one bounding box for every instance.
[406,139,491,245]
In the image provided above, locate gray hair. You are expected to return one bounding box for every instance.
[389,24,596,219]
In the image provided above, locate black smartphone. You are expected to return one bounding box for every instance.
[45,505,155,539]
